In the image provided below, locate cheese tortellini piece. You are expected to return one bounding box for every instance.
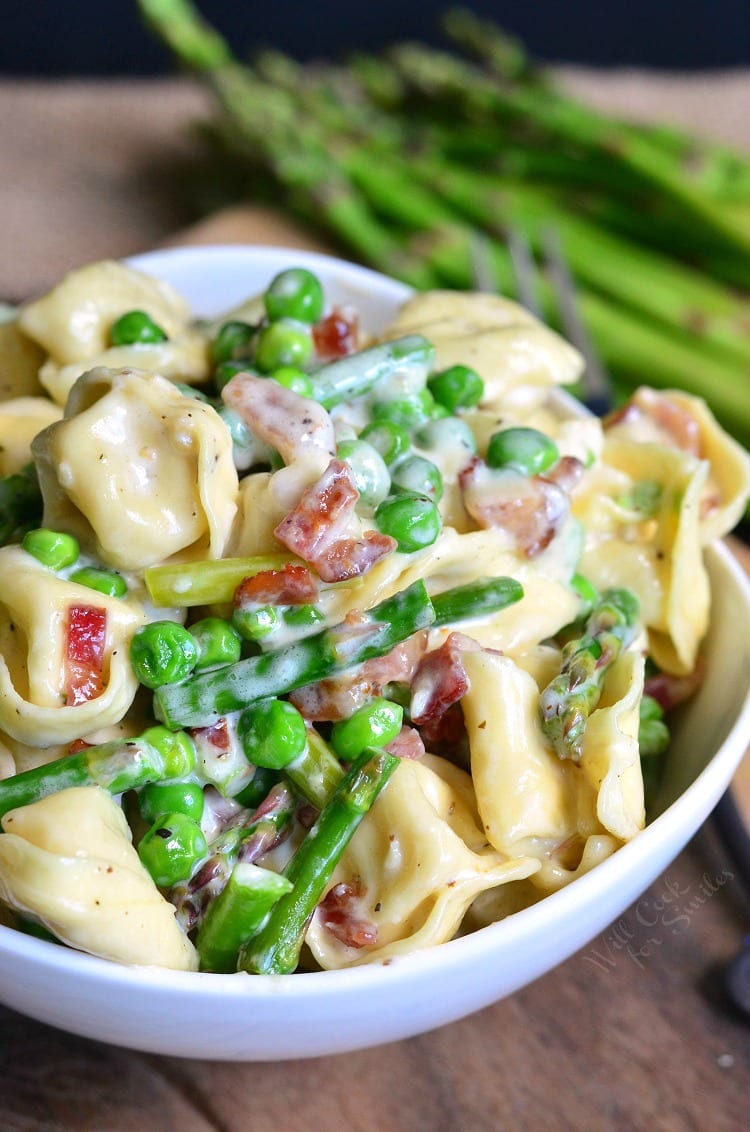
[0,787,197,970]
[0,545,145,746]
[0,396,62,476]
[32,367,238,571]
[305,757,539,968]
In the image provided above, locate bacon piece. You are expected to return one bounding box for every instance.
[606,388,702,457]
[313,307,359,360]
[419,703,468,759]
[234,563,319,608]
[459,458,570,558]
[386,725,426,761]
[222,371,335,465]
[644,657,705,713]
[318,880,377,949]
[64,604,107,706]
[542,455,584,494]
[289,631,430,722]
[190,717,231,752]
[410,632,479,725]
[274,458,396,583]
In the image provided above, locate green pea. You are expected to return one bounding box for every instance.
[330,697,404,761]
[371,390,433,430]
[70,566,127,598]
[190,616,242,670]
[390,454,444,502]
[427,364,484,411]
[337,438,391,508]
[264,268,325,324]
[375,493,442,553]
[486,427,559,476]
[232,604,279,642]
[174,383,211,402]
[138,812,208,888]
[22,528,79,570]
[237,698,307,770]
[255,319,313,372]
[232,765,279,809]
[109,310,167,347]
[211,320,255,365]
[359,420,411,466]
[140,725,197,778]
[129,621,199,689]
[271,366,315,397]
[139,782,205,825]
[416,416,477,457]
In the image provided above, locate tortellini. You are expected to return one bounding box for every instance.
[305,756,539,968]
[0,545,146,746]
[32,367,238,571]
[0,319,45,401]
[0,787,197,970]
[0,396,62,476]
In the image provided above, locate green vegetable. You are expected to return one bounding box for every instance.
[240,747,398,974]
[196,862,293,972]
[154,580,435,729]
[359,419,411,466]
[144,553,297,607]
[270,365,315,396]
[211,319,255,365]
[0,463,43,546]
[69,566,128,598]
[130,621,199,689]
[308,335,434,411]
[139,781,205,824]
[0,736,168,820]
[284,728,344,808]
[639,694,670,758]
[540,588,641,762]
[415,415,476,457]
[139,725,197,778]
[337,438,391,507]
[22,528,80,570]
[214,359,249,392]
[264,267,324,324]
[390,454,444,502]
[237,698,308,770]
[254,318,312,372]
[331,697,403,760]
[374,492,442,552]
[569,573,599,618]
[431,575,524,626]
[427,364,484,411]
[109,309,167,346]
[138,812,208,887]
[232,603,279,642]
[190,616,243,670]
[486,427,559,476]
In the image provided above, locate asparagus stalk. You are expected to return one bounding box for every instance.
[540,588,641,762]
[154,580,436,729]
[0,737,167,820]
[196,862,293,973]
[431,576,524,627]
[240,747,398,974]
[145,553,297,608]
[309,334,435,409]
[285,728,344,809]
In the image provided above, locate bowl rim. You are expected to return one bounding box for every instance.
[1,245,748,1000]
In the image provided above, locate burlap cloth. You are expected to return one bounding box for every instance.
[1,70,749,300]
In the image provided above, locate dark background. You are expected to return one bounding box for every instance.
[1,0,749,74]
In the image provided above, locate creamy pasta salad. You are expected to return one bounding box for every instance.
[0,259,747,974]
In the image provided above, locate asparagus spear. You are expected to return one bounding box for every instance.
[144,553,296,608]
[0,736,169,820]
[309,334,435,410]
[431,576,524,627]
[154,580,436,729]
[196,862,293,973]
[540,588,641,762]
[240,747,398,974]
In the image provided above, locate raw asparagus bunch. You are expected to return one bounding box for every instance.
[540,588,641,762]
[137,0,750,448]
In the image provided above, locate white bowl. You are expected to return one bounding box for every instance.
[0,245,748,1060]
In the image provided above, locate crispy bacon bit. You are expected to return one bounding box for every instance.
[542,455,585,494]
[410,632,478,725]
[222,371,335,465]
[319,880,377,949]
[386,725,426,761]
[419,703,468,759]
[606,388,702,457]
[313,307,359,360]
[459,459,570,558]
[68,738,93,754]
[644,657,705,713]
[234,563,319,608]
[274,458,396,583]
[191,717,231,751]
[64,604,107,706]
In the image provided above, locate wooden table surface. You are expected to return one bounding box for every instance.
[1,76,749,1131]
